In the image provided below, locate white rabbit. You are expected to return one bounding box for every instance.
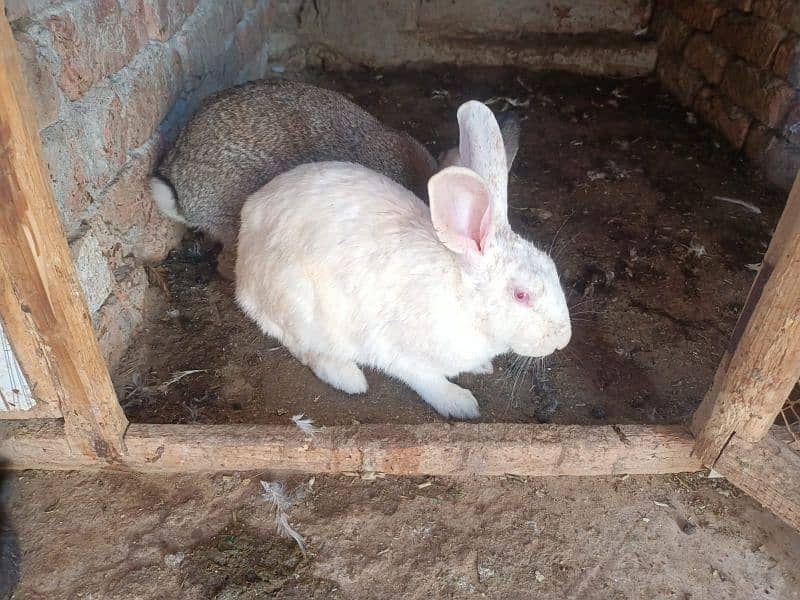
[236,101,570,419]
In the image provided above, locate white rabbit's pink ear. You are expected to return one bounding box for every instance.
[428,167,493,256]
[456,101,508,225]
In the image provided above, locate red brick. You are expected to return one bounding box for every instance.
[221,0,247,34]
[178,10,224,76]
[95,265,147,369]
[693,86,752,147]
[58,87,131,194]
[5,0,63,21]
[773,35,800,86]
[712,13,787,68]
[657,54,706,107]
[684,33,730,83]
[721,60,796,127]
[40,122,92,237]
[754,0,800,33]
[655,9,694,55]
[134,202,185,263]
[235,13,266,61]
[142,0,195,41]
[13,31,60,129]
[46,1,148,100]
[116,45,182,151]
[673,0,727,31]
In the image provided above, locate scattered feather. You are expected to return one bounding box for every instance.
[745,262,762,271]
[260,481,307,553]
[653,500,670,508]
[417,481,433,489]
[633,26,648,37]
[714,196,762,214]
[292,413,322,437]
[484,95,531,111]
[161,369,206,389]
[685,242,707,258]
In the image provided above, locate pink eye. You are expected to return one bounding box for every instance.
[513,288,531,305]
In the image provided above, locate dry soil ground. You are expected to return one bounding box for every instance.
[10,66,799,599]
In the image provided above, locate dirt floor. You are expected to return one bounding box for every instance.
[117,66,786,427]
[7,470,800,599]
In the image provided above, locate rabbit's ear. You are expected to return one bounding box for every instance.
[495,110,521,168]
[428,167,493,256]
[456,101,508,225]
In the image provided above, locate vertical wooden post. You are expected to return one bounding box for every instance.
[692,172,800,465]
[0,10,128,460]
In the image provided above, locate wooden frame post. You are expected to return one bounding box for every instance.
[692,172,800,465]
[0,10,128,460]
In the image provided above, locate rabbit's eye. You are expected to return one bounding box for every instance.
[513,288,532,306]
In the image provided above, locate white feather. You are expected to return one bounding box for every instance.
[292,413,322,437]
[260,481,307,553]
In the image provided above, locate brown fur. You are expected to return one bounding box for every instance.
[156,79,438,276]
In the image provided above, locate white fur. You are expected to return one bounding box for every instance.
[150,177,187,224]
[236,102,571,420]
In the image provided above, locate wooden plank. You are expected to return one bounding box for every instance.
[0,421,702,475]
[714,432,800,532]
[0,405,61,420]
[692,171,800,465]
[0,13,127,459]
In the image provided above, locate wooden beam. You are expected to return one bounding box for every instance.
[0,14,127,459]
[692,171,800,465]
[714,431,800,532]
[0,421,702,475]
[0,405,61,420]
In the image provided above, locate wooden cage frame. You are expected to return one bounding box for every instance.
[0,10,798,531]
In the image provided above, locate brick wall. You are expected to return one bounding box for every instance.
[7,0,283,369]
[653,0,800,190]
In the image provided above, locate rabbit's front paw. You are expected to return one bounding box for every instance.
[429,385,480,420]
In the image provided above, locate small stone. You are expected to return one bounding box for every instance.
[164,552,185,568]
[682,522,697,535]
[535,571,545,582]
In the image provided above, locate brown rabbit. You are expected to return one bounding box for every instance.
[151,79,520,278]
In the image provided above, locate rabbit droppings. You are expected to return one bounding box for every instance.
[235,101,570,420]
[150,79,520,279]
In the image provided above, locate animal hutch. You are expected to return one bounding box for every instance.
[0,0,799,534]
